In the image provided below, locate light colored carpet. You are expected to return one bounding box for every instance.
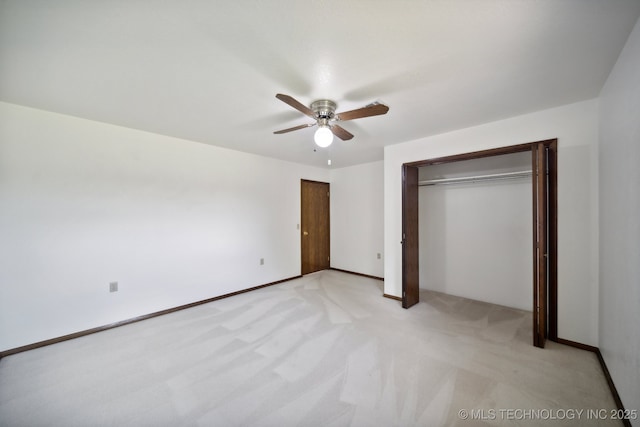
[0,270,619,426]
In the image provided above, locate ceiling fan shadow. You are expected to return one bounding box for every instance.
[207,24,312,96]
[241,111,303,131]
[343,60,451,102]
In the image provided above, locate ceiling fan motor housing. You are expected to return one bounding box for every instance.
[311,100,337,120]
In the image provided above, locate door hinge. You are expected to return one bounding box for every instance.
[327,191,330,197]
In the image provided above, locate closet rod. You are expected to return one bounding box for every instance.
[419,170,532,186]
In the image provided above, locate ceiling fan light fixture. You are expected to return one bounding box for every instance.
[274,93,388,143]
[314,126,333,148]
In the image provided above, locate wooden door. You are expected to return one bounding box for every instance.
[532,143,548,348]
[402,165,420,308]
[301,180,330,275]
[547,141,558,342]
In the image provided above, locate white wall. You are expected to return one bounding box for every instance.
[0,102,328,351]
[329,161,384,278]
[598,17,640,412]
[419,178,532,311]
[385,99,599,345]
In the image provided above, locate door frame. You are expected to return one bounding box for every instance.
[401,139,558,347]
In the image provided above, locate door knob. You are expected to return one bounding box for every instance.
[303,231,309,236]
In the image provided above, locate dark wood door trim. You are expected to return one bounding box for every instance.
[404,141,536,168]
[401,139,558,348]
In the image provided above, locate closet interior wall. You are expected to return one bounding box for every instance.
[418,152,533,311]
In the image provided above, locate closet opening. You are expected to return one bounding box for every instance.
[401,140,557,348]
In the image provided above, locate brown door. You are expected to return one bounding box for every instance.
[547,141,558,342]
[301,180,330,275]
[532,143,548,348]
[402,165,420,308]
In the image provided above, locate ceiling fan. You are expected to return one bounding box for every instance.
[273,93,389,147]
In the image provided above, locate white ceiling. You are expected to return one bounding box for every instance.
[1,1,639,169]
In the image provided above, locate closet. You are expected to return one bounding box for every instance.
[401,140,557,347]
[418,152,532,310]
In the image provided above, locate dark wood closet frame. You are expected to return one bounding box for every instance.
[401,139,558,348]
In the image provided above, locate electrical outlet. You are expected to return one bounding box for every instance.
[377,253,381,259]
[109,281,118,293]
[260,258,264,265]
